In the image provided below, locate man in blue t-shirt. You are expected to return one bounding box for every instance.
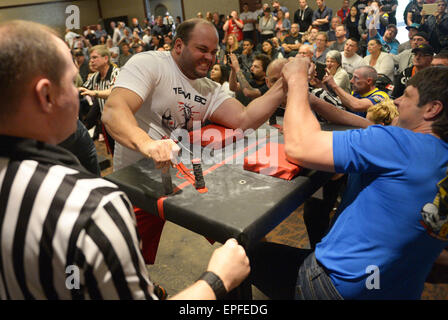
[248,58,448,300]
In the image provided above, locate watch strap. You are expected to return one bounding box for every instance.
[198,271,227,299]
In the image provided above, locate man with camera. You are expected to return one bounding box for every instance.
[223,11,244,42]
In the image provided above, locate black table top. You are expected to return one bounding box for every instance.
[105,123,359,248]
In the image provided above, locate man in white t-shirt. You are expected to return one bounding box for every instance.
[240,3,257,41]
[341,38,366,76]
[102,18,285,264]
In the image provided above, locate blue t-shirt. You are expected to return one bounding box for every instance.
[367,33,400,55]
[315,125,448,299]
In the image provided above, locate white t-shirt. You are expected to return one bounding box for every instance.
[341,53,366,75]
[240,11,257,32]
[113,51,232,170]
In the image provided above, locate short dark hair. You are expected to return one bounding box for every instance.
[0,20,65,122]
[434,50,448,61]
[173,18,216,45]
[407,66,448,142]
[254,54,271,72]
[347,37,359,45]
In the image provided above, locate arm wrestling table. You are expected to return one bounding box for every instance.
[105,122,358,299]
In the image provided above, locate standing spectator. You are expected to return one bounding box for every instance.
[95,24,107,40]
[381,0,398,26]
[313,32,330,63]
[64,28,80,48]
[282,23,302,57]
[225,34,243,56]
[152,16,171,38]
[421,0,448,53]
[131,18,143,36]
[329,24,348,52]
[108,21,116,38]
[117,28,132,47]
[312,0,333,32]
[274,9,291,40]
[341,38,366,76]
[337,0,351,23]
[112,21,124,46]
[344,5,361,41]
[223,11,244,43]
[261,39,284,60]
[118,43,133,67]
[240,3,257,41]
[272,1,289,17]
[363,38,395,82]
[258,7,276,42]
[407,0,425,26]
[212,12,225,47]
[294,0,314,33]
[258,7,275,42]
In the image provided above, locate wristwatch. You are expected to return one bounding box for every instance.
[198,271,228,299]
[95,91,99,98]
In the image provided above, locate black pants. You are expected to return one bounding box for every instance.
[248,242,343,300]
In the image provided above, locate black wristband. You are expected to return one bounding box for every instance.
[198,271,228,299]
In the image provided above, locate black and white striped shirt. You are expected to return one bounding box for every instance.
[83,65,120,112]
[0,136,157,300]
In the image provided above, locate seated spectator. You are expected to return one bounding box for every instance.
[209,63,235,97]
[250,59,448,300]
[344,5,360,41]
[149,35,164,51]
[225,34,243,56]
[326,50,351,93]
[313,32,330,63]
[329,24,348,52]
[130,31,145,48]
[312,0,333,32]
[399,23,421,53]
[337,0,351,23]
[294,0,314,33]
[274,9,291,40]
[395,31,430,74]
[132,43,144,54]
[421,0,448,52]
[432,50,448,66]
[106,38,119,65]
[369,23,400,55]
[163,43,172,51]
[95,23,108,40]
[392,44,434,99]
[73,48,89,82]
[323,65,391,117]
[298,43,314,59]
[282,23,302,57]
[259,7,276,43]
[341,38,366,76]
[118,43,133,67]
[261,39,284,60]
[366,99,399,125]
[327,16,342,44]
[142,27,152,48]
[363,39,395,83]
[229,53,271,103]
[240,39,256,75]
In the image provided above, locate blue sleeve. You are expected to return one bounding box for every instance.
[332,126,411,174]
[327,8,333,20]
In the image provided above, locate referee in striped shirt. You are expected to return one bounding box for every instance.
[0,20,249,300]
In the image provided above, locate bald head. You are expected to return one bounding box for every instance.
[266,58,288,88]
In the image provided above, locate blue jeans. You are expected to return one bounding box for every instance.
[248,242,343,300]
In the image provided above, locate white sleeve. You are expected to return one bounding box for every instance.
[203,83,233,121]
[113,53,158,101]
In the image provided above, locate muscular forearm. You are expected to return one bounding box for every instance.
[332,84,371,112]
[236,70,254,91]
[102,97,154,154]
[170,280,216,300]
[238,79,284,130]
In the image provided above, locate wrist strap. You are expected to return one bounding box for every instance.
[198,271,227,299]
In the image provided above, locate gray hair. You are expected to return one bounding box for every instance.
[326,50,342,66]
